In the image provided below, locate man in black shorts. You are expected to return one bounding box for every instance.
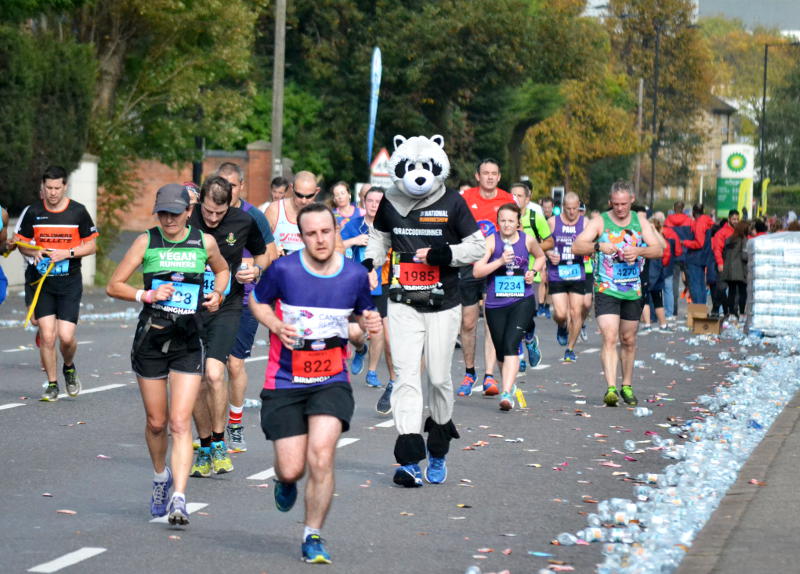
[573,181,662,407]
[545,192,589,362]
[188,176,268,477]
[250,203,381,564]
[215,162,276,453]
[16,166,99,401]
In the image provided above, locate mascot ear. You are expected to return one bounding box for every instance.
[393,135,407,151]
[430,134,445,149]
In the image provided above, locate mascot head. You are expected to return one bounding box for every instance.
[389,134,450,198]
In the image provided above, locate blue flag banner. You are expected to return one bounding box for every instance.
[367,46,382,168]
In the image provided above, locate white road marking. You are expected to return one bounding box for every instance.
[28,547,107,573]
[2,383,125,411]
[529,364,551,370]
[3,340,93,353]
[336,437,359,448]
[247,438,361,480]
[0,403,26,411]
[374,420,394,428]
[582,347,600,354]
[244,355,268,363]
[56,383,126,400]
[149,502,208,524]
[247,467,276,481]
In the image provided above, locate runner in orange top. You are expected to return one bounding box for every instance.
[16,165,99,401]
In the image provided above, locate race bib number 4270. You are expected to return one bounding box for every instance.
[612,262,639,283]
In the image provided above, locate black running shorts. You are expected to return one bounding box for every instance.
[259,382,354,441]
[594,291,644,322]
[201,305,242,363]
[549,280,585,296]
[131,314,204,379]
[25,271,82,323]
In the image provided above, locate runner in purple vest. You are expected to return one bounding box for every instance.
[545,192,588,363]
[473,203,545,411]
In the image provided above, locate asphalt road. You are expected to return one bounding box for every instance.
[0,288,744,574]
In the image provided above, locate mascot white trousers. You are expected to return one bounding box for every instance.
[388,301,461,465]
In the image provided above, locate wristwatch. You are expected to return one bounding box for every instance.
[594,242,600,253]
[70,248,75,257]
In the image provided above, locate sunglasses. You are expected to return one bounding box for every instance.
[294,191,316,199]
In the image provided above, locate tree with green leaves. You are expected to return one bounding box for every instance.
[0,24,94,212]
[764,61,800,185]
[701,17,795,140]
[606,0,713,191]
[521,72,641,200]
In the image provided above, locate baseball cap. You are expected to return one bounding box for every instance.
[153,184,190,214]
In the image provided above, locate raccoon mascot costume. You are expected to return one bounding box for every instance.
[363,135,484,487]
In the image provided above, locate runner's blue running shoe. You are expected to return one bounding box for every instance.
[563,348,577,362]
[518,341,527,372]
[393,464,423,488]
[376,381,394,415]
[302,534,332,564]
[425,456,447,484]
[274,480,298,512]
[525,335,542,368]
[351,343,368,375]
[556,323,569,346]
[457,373,476,397]
[150,467,173,517]
[365,370,381,388]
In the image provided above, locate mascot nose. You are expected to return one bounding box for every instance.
[415,177,426,186]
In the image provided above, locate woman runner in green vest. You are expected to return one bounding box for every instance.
[107,184,229,526]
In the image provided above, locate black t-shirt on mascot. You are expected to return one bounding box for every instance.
[373,188,478,312]
[189,205,267,311]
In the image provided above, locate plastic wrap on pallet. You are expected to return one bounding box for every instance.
[746,231,800,335]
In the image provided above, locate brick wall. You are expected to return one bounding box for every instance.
[121,141,272,231]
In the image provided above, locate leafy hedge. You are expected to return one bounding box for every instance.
[765,186,800,217]
[0,25,94,214]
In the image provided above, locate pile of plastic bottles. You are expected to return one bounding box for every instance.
[747,232,800,335]
[555,329,800,574]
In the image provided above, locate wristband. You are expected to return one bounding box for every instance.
[135,289,144,303]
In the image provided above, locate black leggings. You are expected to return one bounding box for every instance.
[485,297,537,363]
[725,280,747,316]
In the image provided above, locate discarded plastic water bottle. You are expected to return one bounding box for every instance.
[624,439,637,451]
[556,532,578,546]
[503,241,515,275]
[243,398,261,408]
[464,566,481,574]
[577,527,605,542]
[633,407,653,417]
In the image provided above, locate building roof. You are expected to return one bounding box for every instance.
[708,95,737,115]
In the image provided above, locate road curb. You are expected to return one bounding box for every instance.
[675,390,800,574]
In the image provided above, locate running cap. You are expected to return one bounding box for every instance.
[153,183,190,214]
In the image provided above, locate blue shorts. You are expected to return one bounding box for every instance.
[230,304,259,360]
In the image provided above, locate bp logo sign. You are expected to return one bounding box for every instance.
[726,152,747,173]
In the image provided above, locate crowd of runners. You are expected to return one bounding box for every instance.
[2,159,795,565]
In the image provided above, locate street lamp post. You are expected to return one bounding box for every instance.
[649,23,662,212]
[759,42,800,195]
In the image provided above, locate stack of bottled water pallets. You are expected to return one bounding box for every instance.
[747,231,800,335]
